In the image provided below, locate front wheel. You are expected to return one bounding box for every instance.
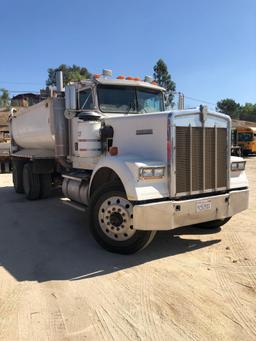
[89,182,156,254]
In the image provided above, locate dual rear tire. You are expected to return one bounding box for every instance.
[13,161,52,200]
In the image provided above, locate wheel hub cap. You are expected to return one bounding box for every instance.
[109,212,123,227]
[98,196,135,241]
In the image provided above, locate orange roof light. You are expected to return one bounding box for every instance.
[117,75,125,79]
[151,81,158,85]
[126,76,134,80]
[94,74,101,79]
[134,77,141,81]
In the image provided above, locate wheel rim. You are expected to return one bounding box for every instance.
[98,196,135,241]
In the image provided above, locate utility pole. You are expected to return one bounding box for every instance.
[178,92,185,110]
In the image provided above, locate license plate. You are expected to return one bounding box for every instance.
[196,200,212,212]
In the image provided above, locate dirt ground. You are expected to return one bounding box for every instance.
[0,159,255,341]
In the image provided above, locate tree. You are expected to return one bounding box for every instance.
[0,88,10,108]
[46,64,91,86]
[153,59,176,107]
[239,103,256,122]
[216,98,240,119]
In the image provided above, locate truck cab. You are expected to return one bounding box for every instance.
[10,70,249,254]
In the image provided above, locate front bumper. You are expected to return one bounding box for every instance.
[133,189,249,230]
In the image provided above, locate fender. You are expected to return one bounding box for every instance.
[89,155,169,201]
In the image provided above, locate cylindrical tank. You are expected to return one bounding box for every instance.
[11,98,55,150]
[62,178,89,205]
[78,121,101,158]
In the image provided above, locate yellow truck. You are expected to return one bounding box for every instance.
[237,126,256,156]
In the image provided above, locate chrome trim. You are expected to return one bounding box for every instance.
[189,124,192,194]
[202,122,206,191]
[167,113,172,195]
[62,174,82,182]
[174,187,227,198]
[170,117,176,197]
[214,125,217,190]
[226,116,231,189]
[173,109,231,197]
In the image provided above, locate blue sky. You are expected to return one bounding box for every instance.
[0,0,255,109]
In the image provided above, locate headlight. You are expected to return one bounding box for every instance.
[139,167,165,179]
[231,161,246,171]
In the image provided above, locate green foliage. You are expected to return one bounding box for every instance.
[216,98,240,119]
[153,59,176,107]
[217,98,256,122]
[46,64,91,86]
[0,88,10,108]
[239,103,256,122]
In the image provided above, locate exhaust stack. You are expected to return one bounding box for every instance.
[56,71,64,92]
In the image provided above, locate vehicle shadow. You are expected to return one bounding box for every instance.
[0,185,221,282]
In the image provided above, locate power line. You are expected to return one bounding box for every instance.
[0,81,42,85]
[6,90,40,94]
[171,91,216,106]
[183,95,216,106]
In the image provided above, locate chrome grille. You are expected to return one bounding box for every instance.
[176,126,227,195]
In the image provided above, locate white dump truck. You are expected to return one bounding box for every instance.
[9,70,249,254]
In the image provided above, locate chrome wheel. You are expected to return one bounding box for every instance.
[98,196,135,241]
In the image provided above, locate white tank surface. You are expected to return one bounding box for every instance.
[11,98,56,150]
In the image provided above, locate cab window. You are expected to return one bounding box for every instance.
[78,89,93,110]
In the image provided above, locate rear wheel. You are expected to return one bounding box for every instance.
[39,173,52,199]
[194,217,231,230]
[89,182,156,254]
[13,160,26,193]
[23,163,41,200]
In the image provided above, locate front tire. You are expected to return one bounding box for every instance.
[89,182,156,254]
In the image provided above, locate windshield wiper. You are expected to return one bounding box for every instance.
[126,102,136,115]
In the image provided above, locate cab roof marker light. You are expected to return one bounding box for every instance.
[144,75,153,83]
[126,76,135,80]
[102,69,112,78]
[93,74,101,79]
[117,75,125,79]
[134,77,141,81]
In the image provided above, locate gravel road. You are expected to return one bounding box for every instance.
[0,158,255,340]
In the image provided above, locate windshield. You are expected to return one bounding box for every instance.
[97,85,164,113]
[238,132,253,142]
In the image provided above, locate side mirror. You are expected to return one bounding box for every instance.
[65,84,76,110]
